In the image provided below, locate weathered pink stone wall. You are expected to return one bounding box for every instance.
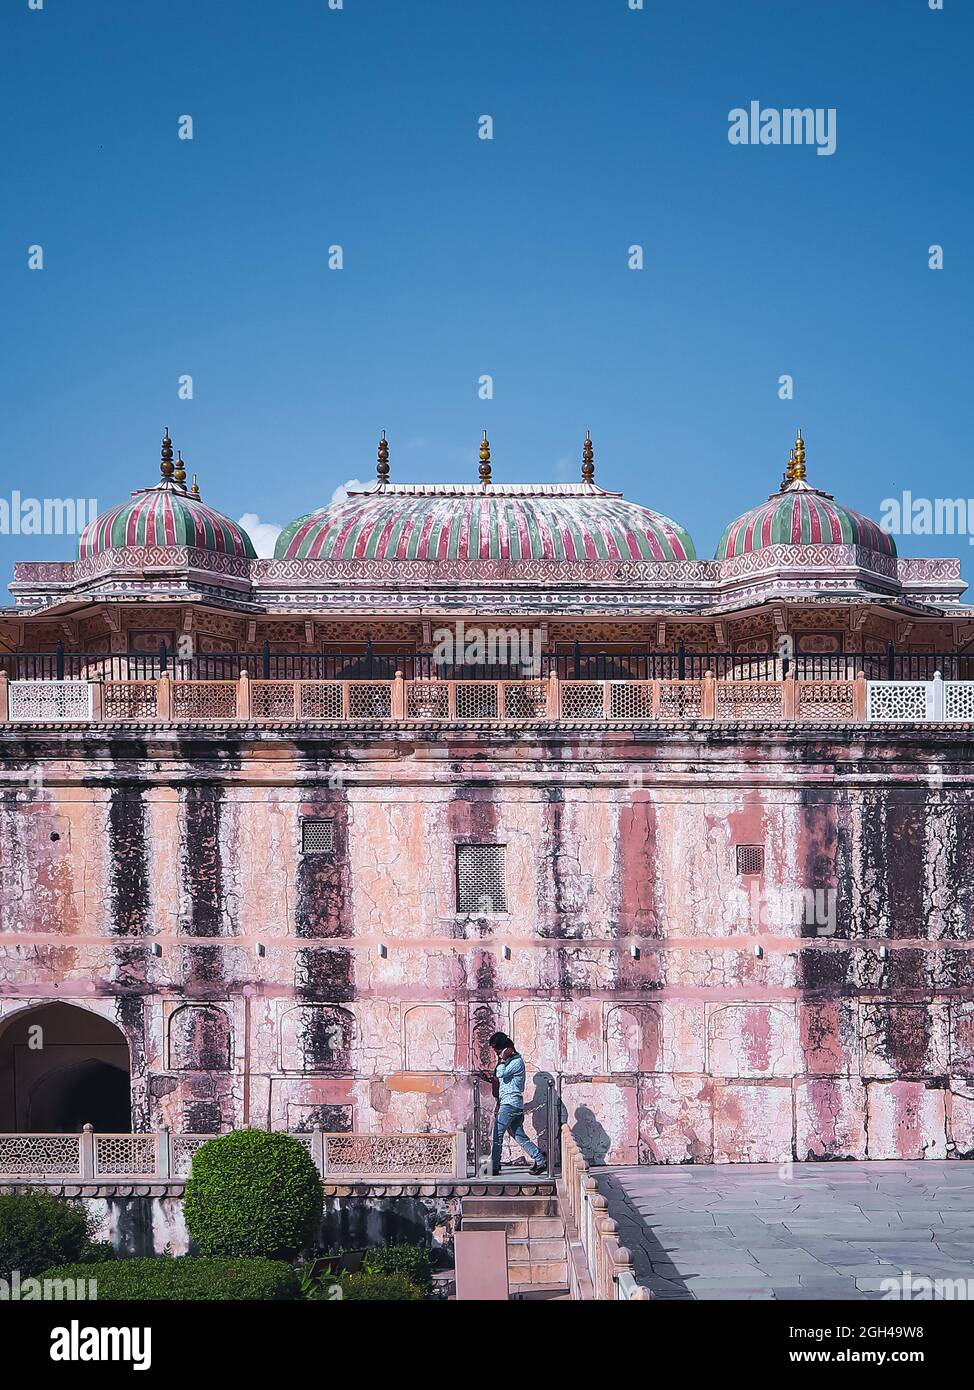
[1,726,972,1164]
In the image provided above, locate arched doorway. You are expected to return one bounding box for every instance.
[0,1003,131,1133]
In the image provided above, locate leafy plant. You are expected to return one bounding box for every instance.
[183,1130,322,1260]
[337,1270,423,1301]
[0,1191,99,1278]
[362,1243,432,1294]
[42,1256,299,1301]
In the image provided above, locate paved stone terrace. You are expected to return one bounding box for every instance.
[594,1163,974,1300]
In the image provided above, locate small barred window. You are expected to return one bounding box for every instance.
[456,843,507,914]
[302,818,335,855]
[736,844,765,875]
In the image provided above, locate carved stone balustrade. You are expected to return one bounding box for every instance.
[3,670,973,727]
[0,1127,465,1183]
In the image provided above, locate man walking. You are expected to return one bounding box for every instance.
[483,1031,547,1177]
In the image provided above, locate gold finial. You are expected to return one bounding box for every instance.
[780,447,795,490]
[581,430,595,483]
[174,450,187,489]
[190,473,200,498]
[479,430,492,485]
[160,428,174,482]
[376,430,390,484]
[791,428,807,482]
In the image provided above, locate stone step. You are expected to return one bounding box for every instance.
[463,1195,560,1218]
[528,1216,564,1237]
[512,1284,571,1301]
[463,1216,531,1238]
[463,1214,565,1239]
[509,1259,569,1286]
[511,1246,567,1262]
[461,1193,568,1294]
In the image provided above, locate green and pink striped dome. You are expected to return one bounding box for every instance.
[716,487,895,560]
[274,485,696,563]
[78,487,256,560]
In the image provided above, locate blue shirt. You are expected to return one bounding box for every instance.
[495,1053,527,1109]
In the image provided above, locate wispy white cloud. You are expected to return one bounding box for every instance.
[331,478,363,503]
[238,512,282,558]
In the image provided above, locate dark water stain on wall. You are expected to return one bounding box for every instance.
[885,795,928,939]
[798,798,840,940]
[833,815,854,938]
[793,781,954,1128]
[942,947,974,991]
[183,1097,222,1133]
[178,784,240,999]
[294,782,351,939]
[0,791,27,931]
[887,947,931,995]
[183,946,229,998]
[181,785,225,938]
[178,1070,236,1133]
[108,1197,157,1258]
[448,788,500,856]
[295,946,354,1002]
[539,786,567,931]
[796,796,850,1078]
[940,800,974,941]
[295,1004,353,1072]
[292,1105,352,1133]
[798,947,852,999]
[170,1004,232,1071]
[107,787,150,936]
[615,798,662,993]
[319,1194,458,1254]
[114,993,148,1129]
[861,1003,938,1079]
[470,999,499,1069]
[473,948,497,996]
[857,790,891,936]
[115,993,145,1073]
[292,774,354,1003]
[110,945,152,996]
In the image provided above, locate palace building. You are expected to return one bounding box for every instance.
[1,426,973,1169]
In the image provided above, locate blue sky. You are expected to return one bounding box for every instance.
[1,0,970,580]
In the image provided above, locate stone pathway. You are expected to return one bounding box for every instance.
[594,1162,974,1300]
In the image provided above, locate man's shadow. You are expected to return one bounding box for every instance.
[570,1104,611,1166]
[527,1071,560,1158]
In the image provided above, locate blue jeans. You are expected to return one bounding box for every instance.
[492,1104,544,1171]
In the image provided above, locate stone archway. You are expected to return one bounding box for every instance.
[0,1003,131,1133]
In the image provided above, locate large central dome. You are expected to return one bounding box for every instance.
[276,433,695,565]
[275,484,695,563]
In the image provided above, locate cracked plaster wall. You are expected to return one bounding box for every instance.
[1,730,971,1163]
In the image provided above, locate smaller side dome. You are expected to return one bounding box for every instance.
[78,433,256,560]
[716,431,896,560]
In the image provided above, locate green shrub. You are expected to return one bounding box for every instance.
[362,1243,432,1293]
[41,1257,299,1301]
[338,1270,423,1301]
[183,1129,322,1259]
[77,1240,115,1264]
[0,1192,97,1278]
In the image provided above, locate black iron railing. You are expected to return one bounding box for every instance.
[2,642,973,684]
[544,647,974,682]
